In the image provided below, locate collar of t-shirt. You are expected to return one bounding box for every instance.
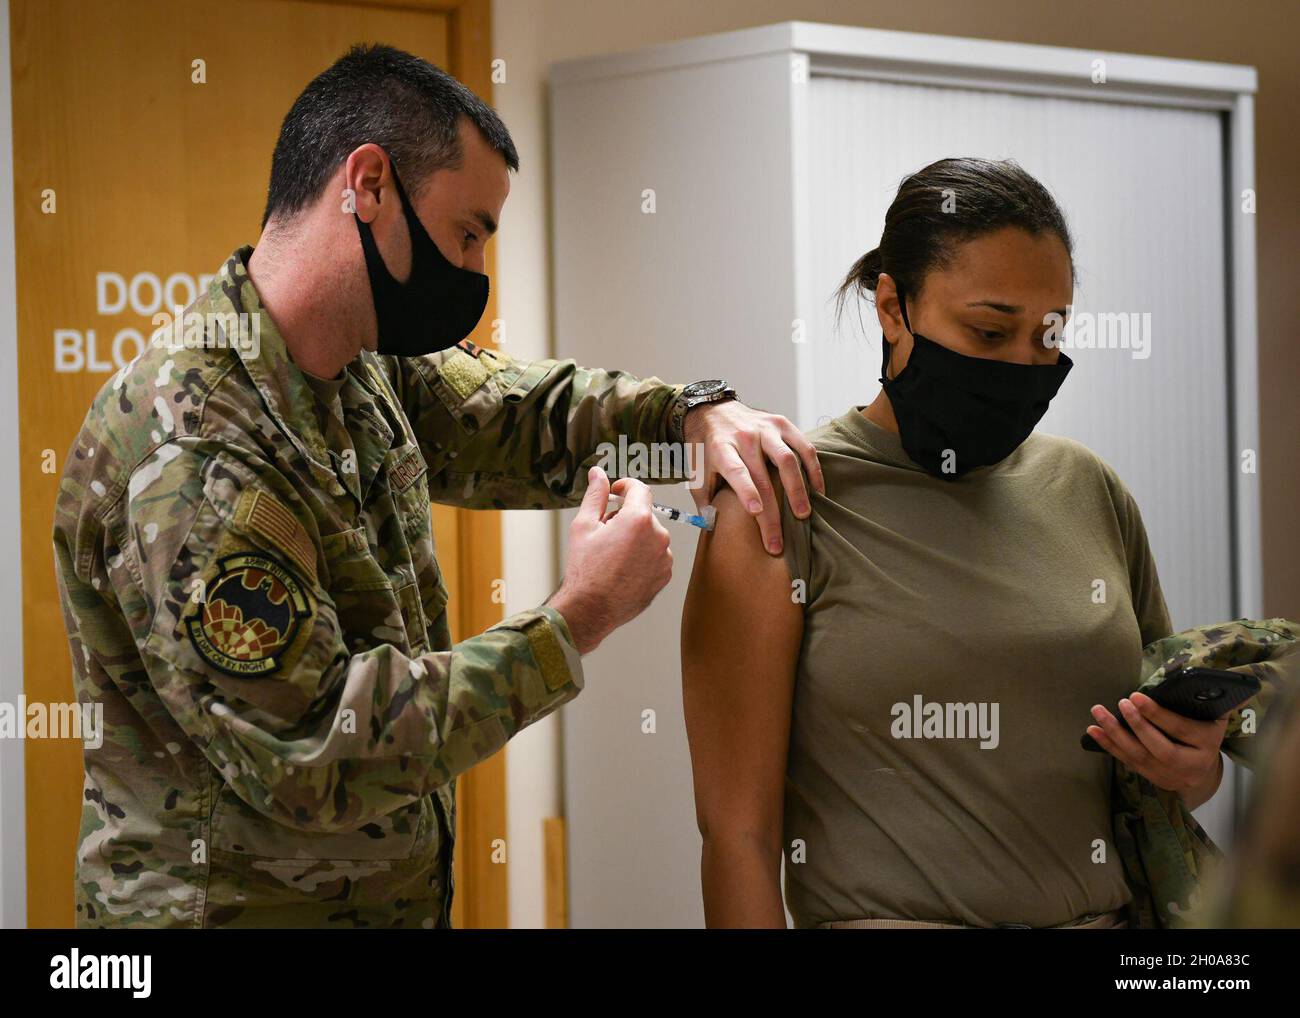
[300,366,347,405]
[835,406,1003,480]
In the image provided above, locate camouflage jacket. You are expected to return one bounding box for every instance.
[1113,618,1299,929]
[52,246,686,928]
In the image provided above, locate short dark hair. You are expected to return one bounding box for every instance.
[261,43,519,228]
[836,157,1075,314]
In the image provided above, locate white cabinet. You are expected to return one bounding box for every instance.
[550,21,1259,928]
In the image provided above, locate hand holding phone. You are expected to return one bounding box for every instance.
[1080,667,1260,753]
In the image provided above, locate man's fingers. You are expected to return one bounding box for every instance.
[577,466,611,521]
[712,443,763,516]
[760,429,811,519]
[777,419,826,499]
[732,431,782,554]
[610,475,653,510]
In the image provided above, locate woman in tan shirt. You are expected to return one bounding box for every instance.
[681,157,1231,929]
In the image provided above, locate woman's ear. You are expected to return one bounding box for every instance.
[874,273,902,380]
[874,272,905,345]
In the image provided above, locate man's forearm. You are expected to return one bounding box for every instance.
[420,350,689,508]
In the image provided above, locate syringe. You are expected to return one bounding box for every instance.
[603,493,717,531]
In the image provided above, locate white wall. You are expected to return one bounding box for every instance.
[549,44,800,928]
[494,0,567,929]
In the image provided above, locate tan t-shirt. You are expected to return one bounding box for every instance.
[778,407,1172,928]
[299,365,350,447]
[300,365,347,404]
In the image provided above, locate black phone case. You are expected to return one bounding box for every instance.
[1080,667,1261,753]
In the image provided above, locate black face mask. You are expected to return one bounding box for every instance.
[353,162,489,357]
[880,293,1073,480]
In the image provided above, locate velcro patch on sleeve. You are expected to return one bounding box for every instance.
[235,489,317,587]
[523,615,571,693]
[438,349,491,401]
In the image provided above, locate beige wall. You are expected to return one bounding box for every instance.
[492,0,1297,926]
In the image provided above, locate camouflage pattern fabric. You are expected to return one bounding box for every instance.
[52,246,686,928]
[1111,618,1299,929]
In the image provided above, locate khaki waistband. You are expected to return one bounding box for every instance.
[818,908,1128,930]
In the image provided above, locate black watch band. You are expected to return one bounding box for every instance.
[669,379,737,444]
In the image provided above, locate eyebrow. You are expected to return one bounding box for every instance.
[966,300,1070,319]
[473,209,498,237]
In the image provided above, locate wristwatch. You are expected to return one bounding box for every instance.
[668,379,738,444]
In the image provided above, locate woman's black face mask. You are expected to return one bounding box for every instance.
[880,293,1073,480]
[353,161,489,358]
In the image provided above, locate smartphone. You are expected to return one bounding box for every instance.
[1080,667,1261,753]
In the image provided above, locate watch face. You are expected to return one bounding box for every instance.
[684,379,726,398]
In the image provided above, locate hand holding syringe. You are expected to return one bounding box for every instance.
[549,470,705,655]
[602,493,717,531]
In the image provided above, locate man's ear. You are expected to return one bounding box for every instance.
[344,144,391,221]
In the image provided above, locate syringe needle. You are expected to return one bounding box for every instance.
[603,493,717,531]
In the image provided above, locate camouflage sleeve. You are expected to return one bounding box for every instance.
[110,438,583,834]
[388,341,687,509]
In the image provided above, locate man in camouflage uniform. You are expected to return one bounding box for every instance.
[52,45,821,928]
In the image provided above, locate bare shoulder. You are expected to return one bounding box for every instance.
[685,478,801,635]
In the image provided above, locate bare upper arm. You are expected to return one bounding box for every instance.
[681,476,803,849]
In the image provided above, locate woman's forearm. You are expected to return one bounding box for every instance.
[700,833,787,928]
[1182,750,1225,812]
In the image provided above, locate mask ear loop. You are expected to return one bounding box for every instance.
[386,161,433,250]
[897,290,915,335]
[353,156,420,288]
[882,289,914,383]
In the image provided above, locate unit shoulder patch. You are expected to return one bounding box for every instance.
[185,551,312,676]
